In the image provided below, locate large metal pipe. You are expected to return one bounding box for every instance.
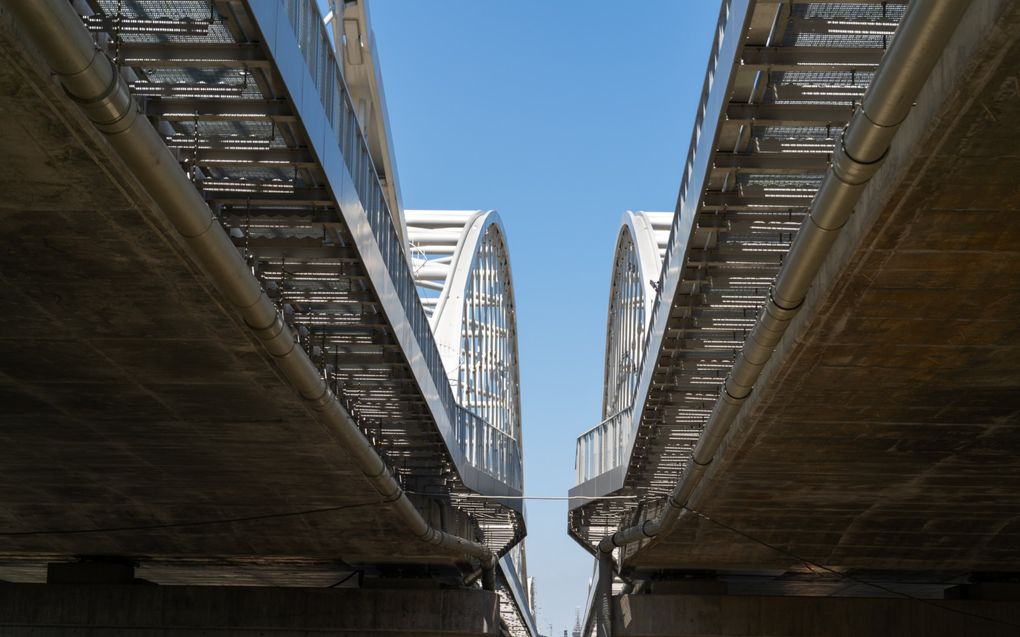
[3,0,496,587]
[593,551,614,637]
[592,0,971,610]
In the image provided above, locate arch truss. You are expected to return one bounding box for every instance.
[405,210,523,451]
[603,211,672,419]
[576,211,671,484]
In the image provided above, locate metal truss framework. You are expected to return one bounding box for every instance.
[570,0,909,553]
[576,212,670,484]
[72,0,523,561]
[405,210,531,635]
[406,210,524,492]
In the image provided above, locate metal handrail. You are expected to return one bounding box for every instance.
[573,0,740,488]
[577,407,633,439]
[575,407,633,484]
[277,0,521,490]
[632,0,735,442]
[459,407,522,490]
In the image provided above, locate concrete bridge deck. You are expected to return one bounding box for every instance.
[0,6,463,578]
[626,0,1020,575]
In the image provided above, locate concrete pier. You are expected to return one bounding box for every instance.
[612,593,1020,637]
[0,583,500,636]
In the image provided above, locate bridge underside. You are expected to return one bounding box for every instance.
[628,1,1020,574]
[0,9,468,583]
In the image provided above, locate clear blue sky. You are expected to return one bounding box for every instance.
[368,2,721,634]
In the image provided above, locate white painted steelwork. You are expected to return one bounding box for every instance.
[407,210,530,633]
[406,210,523,443]
[602,212,671,419]
[576,212,669,484]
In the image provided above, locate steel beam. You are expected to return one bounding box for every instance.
[725,102,853,124]
[187,148,316,167]
[788,17,898,36]
[119,42,269,68]
[702,191,813,209]
[203,188,334,206]
[713,152,830,172]
[741,46,884,70]
[697,209,807,223]
[772,84,866,103]
[221,206,339,219]
[240,240,358,260]
[146,99,296,121]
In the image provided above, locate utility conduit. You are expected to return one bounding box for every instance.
[3,0,496,587]
[590,0,972,632]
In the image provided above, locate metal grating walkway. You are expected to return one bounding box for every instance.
[77,0,522,555]
[570,0,908,552]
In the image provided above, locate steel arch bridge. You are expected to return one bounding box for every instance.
[602,211,672,420]
[571,0,917,555]
[405,210,523,446]
[405,210,530,635]
[0,0,534,625]
[575,212,670,484]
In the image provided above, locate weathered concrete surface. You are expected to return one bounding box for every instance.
[0,583,500,636]
[0,7,458,573]
[630,0,1020,572]
[612,594,1020,637]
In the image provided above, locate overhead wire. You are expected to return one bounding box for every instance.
[0,495,402,538]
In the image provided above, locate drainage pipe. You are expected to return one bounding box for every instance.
[589,0,971,631]
[3,0,496,588]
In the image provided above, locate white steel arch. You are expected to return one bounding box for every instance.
[405,210,522,442]
[602,211,672,419]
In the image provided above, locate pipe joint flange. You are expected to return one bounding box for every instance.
[860,94,910,131]
[59,47,111,102]
[721,384,750,404]
[177,213,216,240]
[691,454,713,469]
[56,45,103,85]
[92,97,138,135]
[417,527,438,544]
[665,491,687,511]
[381,484,402,502]
[300,381,330,406]
[836,115,892,178]
[246,308,285,340]
[306,386,334,411]
[365,461,392,482]
[739,340,773,367]
[63,57,136,134]
[428,530,447,547]
[832,142,885,186]
[726,373,758,397]
[766,292,803,319]
[238,289,273,314]
[640,519,658,538]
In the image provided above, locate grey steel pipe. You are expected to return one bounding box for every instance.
[4,0,496,587]
[593,551,614,637]
[590,0,971,617]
